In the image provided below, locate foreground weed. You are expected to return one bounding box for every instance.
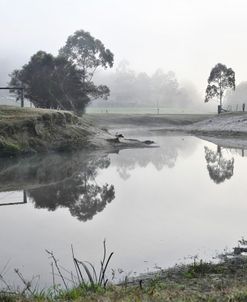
[0,293,16,302]
[71,239,113,288]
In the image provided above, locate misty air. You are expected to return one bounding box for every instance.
[0,1,247,301]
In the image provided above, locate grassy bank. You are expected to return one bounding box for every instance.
[0,106,113,156]
[0,106,160,157]
[2,254,247,301]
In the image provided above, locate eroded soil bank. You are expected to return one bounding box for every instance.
[0,106,155,157]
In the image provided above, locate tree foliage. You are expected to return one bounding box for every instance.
[59,30,114,100]
[27,156,115,222]
[9,30,114,114]
[204,146,234,184]
[205,63,235,107]
[10,51,90,113]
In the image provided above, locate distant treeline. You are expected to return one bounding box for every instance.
[91,61,203,109]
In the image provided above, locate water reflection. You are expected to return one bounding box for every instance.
[0,135,246,222]
[28,157,115,222]
[111,136,196,180]
[1,135,247,288]
[0,191,27,206]
[204,145,234,184]
[0,152,115,221]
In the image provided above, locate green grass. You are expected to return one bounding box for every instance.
[3,256,247,301]
[4,283,247,302]
[3,240,247,301]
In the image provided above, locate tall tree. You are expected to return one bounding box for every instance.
[9,30,114,114]
[205,63,235,111]
[59,30,114,100]
[9,51,90,113]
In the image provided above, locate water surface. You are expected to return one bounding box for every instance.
[0,132,246,287]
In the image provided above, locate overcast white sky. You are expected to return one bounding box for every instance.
[1,0,247,95]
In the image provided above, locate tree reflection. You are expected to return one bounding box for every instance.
[204,145,234,184]
[26,156,115,221]
[112,136,196,180]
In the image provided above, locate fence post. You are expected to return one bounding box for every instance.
[218,105,221,114]
[0,87,24,107]
[21,89,24,107]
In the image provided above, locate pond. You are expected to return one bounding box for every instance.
[0,131,246,288]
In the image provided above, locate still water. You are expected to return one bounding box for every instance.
[0,132,246,287]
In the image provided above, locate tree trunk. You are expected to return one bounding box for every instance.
[219,75,223,108]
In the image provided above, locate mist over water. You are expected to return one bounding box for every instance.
[1,0,247,296]
[0,132,246,287]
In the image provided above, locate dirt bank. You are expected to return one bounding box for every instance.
[87,112,247,135]
[88,112,247,149]
[2,108,247,157]
[0,106,157,157]
[0,106,104,156]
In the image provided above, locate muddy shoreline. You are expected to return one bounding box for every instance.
[88,112,247,149]
[1,107,247,157]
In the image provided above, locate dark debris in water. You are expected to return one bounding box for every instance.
[142,140,155,145]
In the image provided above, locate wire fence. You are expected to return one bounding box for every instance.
[0,90,32,108]
[226,103,246,112]
[0,90,17,106]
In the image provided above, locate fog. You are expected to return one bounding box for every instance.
[0,58,17,85]
[92,61,207,111]
[225,82,247,110]
[1,0,247,109]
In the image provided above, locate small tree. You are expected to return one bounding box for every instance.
[205,63,235,112]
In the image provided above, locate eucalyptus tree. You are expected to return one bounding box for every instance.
[59,30,114,101]
[9,51,89,113]
[9,30,114,114]
[205,63,235,112]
